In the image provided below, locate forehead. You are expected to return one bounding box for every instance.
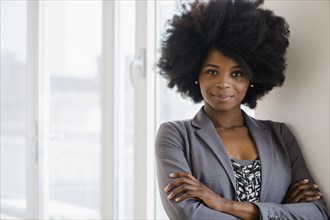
[202,48,240,67]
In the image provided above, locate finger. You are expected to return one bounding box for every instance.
[174,190,203,203]
[164,177,199,192]
[167,184,200,200]
[287,179,309,198]
[292,181,319,191]
[299,191,323,202]
[169,172,197,180]
[286,185,316,203]
[292,189,322,203]
[290,179,309,189]
[303,194,322,202]
[290,187,318,203]
[287,181,314,201]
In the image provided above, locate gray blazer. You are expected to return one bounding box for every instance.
[155,108,329,220]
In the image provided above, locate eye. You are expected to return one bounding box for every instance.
[206,69,218,75]
[231,71,244,78]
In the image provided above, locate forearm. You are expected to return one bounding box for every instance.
[216,199,259,220]
[255,201,329,220]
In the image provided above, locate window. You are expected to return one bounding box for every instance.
[113,1,136,219]
[41,1,102,218]
[1,1,254,220]
[1,0,28,214]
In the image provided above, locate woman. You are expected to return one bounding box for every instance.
[155,0,329,219]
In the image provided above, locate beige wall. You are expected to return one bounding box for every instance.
[255,1,330,210]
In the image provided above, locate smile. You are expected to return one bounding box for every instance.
[212,94,234,101]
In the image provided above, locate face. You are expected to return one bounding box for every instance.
[198,48,250,113]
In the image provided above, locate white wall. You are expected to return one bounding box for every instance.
[255,1,330,210]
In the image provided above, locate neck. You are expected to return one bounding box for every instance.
[203,105,245,129]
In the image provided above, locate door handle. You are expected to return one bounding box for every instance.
[130,48,146,87]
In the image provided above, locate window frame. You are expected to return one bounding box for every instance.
[1,1,158,219]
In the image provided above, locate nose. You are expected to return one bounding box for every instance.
[215,74,230,88]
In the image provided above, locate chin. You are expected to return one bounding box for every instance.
[209,104,241,113]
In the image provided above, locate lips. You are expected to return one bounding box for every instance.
[212,93,234,101]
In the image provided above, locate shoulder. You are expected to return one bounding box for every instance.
[259,119,285,132]
[246,113,287,133]
[156,108,206,143]
[245,112,295,141]
[250,116,298,146]
[155,119,193,153]
[243,111,284,131]
[157,119,192,137]
[261,119,294,139]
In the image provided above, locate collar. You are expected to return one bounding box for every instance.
[191,106,266,131]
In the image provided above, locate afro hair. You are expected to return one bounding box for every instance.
[157,0,290,109]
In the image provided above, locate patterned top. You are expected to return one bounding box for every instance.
[231,157,261,202]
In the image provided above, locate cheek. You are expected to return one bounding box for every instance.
[199,80,213,93]
[236,84,250,96]
[198,84,212,101]
[199,85,207,98]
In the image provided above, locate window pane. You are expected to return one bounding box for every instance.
[0,0,28,211]
[114,1,136,219]
[42,1,102,219]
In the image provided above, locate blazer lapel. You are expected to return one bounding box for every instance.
[192,109,276,201]
[192,109,236,190]
[244,112,275,202]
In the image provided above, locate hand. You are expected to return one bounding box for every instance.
[164,172,260,219]
[284,179,322,203]
[164,172,225,211]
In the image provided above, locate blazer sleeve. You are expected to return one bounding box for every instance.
[155,122,239,220]
[254,123,329,220]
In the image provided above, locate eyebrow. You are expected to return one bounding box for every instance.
[203,64,219,68]
[203,64,242,69]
